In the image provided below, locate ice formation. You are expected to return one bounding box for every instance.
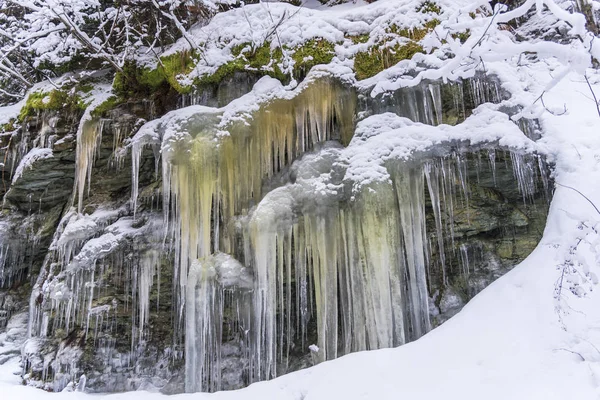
[128,75,549,391]
[16,72,550,393]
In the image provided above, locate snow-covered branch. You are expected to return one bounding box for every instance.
[0,0,218,103]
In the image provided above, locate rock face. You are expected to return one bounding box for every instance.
[0,75,551,394]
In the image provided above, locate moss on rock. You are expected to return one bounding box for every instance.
[289,38,336,77]
[354,41,424,80]
[452,29,471,43]
[159,50,198,93]
[91,96,124,118]
[388,19,440,41]
[347,33,370,44]
[198,38,335,86]
[18,89,88,122]
[0,119,16,133]
[113,61,168,98]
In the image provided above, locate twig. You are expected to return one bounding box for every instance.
[555,182,600,216]
[584,74,600,117]
[554,348,585,361]
[540,93,567,115]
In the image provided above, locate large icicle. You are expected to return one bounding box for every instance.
[185,253,252,392]
[392,164,431,339]
[74,119,103,214]
[73,89,113,214]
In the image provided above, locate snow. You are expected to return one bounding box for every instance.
[0,98,26,125]
[341,105,540,190]
[6,67,599,399]
[11,147,53,184]
[4,0,600,399]
[160,0,473,85]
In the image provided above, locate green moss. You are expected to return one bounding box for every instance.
[0,119,16,133]
[451,29,471,44]
[203,41,287,84]
[354,41,424,80]
[348,34,370,44]
[290,38,335,77]
[199,38,335,85]
[158,50,197,93]
[416,1,442,14]
[78,83,94,94]
[36,54,88,76]
[91,96,124,118]
[389,19,440,41]
[114,38,336,96]
[18,90,85,122]
[113,60,169,98]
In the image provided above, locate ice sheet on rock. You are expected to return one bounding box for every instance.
[131,106,221,216]
[53,207,124,267]
[55,215,98,249]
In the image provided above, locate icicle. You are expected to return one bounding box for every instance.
[424,162,447,285]
[428,83,443,125]
[349,181,406,349]
[185,253,251,393]
[248,188,294,382]
[488,149,497,185]
[137,250,159,344]
[185,258,222,393]
[459,243,469,278]
[510,152,537,203]
[74,119,104,214]
[392,165,431,339]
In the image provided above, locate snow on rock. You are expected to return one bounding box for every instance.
[11,148,53,184]
[161,0,473,85]
[340,105,540,190]
[67,217,143,271]
[0,99,26,126]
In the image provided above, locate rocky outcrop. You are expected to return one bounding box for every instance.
[0,74,551,394]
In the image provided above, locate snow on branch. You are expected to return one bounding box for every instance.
[370,0,600,107]
[0,0,218,103]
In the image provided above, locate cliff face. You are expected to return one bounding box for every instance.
[0,72,550,393]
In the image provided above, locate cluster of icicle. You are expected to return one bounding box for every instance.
[22,111,164,391]
[0,114,63,289]
[126,75,548,393]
